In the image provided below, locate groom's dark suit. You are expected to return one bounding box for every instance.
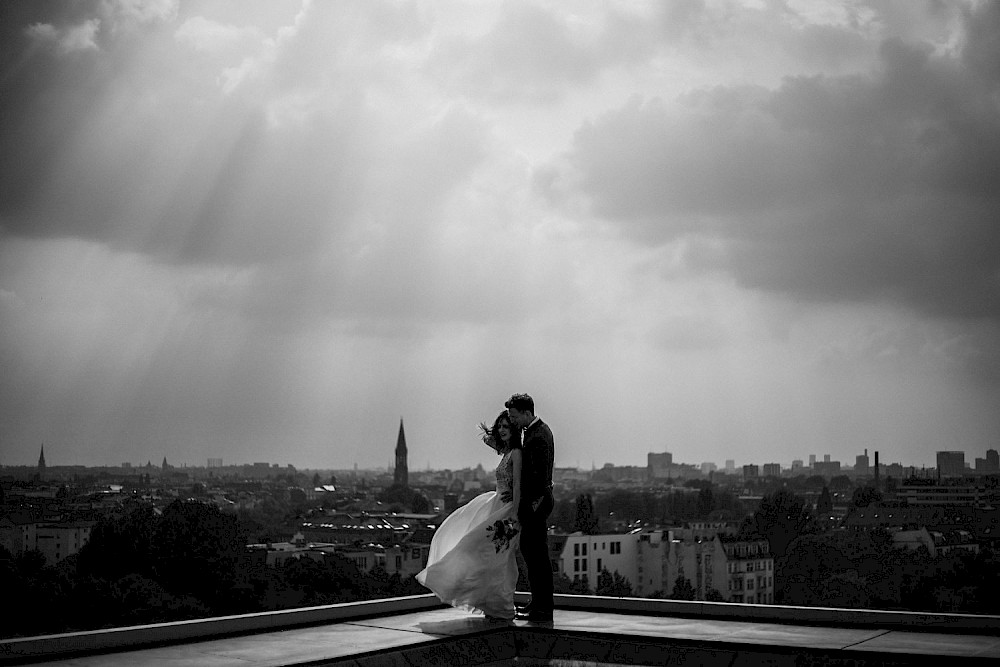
[517,418,554,615]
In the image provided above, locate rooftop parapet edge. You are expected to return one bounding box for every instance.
[2,593,998,664]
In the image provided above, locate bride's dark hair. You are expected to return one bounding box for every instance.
[479,410,521,454]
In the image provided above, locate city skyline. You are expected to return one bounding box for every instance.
[2,2,999,473]
[4,438,996,474]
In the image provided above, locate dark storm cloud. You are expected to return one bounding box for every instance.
[0,1,380,266]
[3,1,999,471]
[545,3,1000,321]
[1,2,170,238]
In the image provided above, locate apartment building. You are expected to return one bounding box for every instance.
[896,481,1000,507]
[560,531,638,592]
[659,532,726,599]
[0,514,36,555]
[34,520,95,565]
[719,534,774,604]
[557,528,774,604]
[333,542,430,577]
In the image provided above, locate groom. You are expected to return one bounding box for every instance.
[505,393,554,623]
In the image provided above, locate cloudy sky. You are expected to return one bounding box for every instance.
[2,1,999,473]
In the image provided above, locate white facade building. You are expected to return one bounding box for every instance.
[34,521,95,565]
[559,531,641,592]
[556,527,774,603]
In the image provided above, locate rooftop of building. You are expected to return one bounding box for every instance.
[4,594,998,666]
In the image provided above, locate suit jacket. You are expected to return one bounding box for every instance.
[518,419,554,519]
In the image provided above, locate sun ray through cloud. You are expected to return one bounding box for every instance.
[1,0,998,471]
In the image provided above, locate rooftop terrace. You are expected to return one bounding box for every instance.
[3,594,999,666]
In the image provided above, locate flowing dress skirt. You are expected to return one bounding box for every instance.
[416,491,521,618]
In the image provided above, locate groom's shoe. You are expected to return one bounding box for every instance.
[524,609,553,623]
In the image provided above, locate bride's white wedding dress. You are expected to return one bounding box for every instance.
[416,446,521,619]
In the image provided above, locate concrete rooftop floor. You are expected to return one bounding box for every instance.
[4,596,1000,666]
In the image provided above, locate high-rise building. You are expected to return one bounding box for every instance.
[855,449,870,476]
[743,464,759,479]
[762,463,781,477]
[648,452,673,479]
[936,451,966,478]
[394,418,409,488]
[725,459,735,473]
[987,449,999,473]
[809,454,816,468]
[207,458,223,468]
[814,459,841,477]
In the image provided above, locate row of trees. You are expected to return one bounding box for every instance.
[745,488,1000,613]
[780,528,1000,612]
[0,499,423,638]
[550,487,746,534]
[554,568,723,602]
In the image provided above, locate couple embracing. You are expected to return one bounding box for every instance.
[416,393,555,622]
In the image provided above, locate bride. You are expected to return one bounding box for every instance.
[416,410,523,620]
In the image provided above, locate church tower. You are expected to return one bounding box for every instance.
[394,418,408,488]
[38,444,46,478]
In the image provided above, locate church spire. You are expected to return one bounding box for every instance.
[394,418,408,488]
[38,444,46,473]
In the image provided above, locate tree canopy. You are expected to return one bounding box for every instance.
[745,489,814,559]
[669,575,696,601]
[574,494,599,534]
[595,568,633,597]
